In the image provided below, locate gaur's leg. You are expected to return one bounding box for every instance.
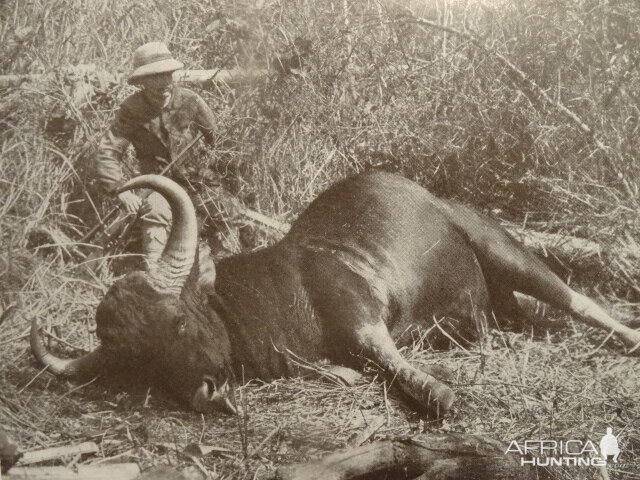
[484,239,640,352]
[301,251,455,416]
[487,285,568,335]
[486,285,526,329]
[484,282,550,331]
[445,201,640,352]
[354,320,455,416]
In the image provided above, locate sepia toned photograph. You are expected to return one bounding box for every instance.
[0,0,639,478]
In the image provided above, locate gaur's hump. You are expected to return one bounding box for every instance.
[287,171,449,247]
[300,172,427,216]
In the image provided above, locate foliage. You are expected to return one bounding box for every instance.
[1,0,639,478]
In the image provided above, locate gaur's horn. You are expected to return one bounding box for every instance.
[116,175,198,293]
[30,318,106,379]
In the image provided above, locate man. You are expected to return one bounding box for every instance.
[94,41,224,263]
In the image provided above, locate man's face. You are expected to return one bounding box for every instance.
[138,72,174,104]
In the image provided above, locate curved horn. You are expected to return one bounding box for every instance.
[30,318,106,379]
[116,175,198,292]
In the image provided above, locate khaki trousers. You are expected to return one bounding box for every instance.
[139,190,172,263]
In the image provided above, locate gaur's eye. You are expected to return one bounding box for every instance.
[176,316,187,336]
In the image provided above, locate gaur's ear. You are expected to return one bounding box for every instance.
[182,243,216,297]
[175,313,188,336]
[197,243,216,292]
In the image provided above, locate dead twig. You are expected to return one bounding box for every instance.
[6,463,140,479]
[18,441,98,465]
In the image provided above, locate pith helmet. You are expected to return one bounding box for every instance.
[128,42,184,84]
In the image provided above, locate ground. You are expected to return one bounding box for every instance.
[1,276,639,478]
[2,0,640,478]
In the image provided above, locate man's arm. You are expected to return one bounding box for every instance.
[95,131,142,213]
[95,129,129,193]
[94,125,143,214]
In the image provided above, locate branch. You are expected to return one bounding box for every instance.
[273,433,549,480]
[5,464,140,480]
[505,226,603,261]
[17,442,98,466]
[0,67,268,89]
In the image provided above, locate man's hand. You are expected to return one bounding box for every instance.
[117,190,142,214]
[218,194,243,218]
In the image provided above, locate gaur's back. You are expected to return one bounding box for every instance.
[285,172,488,342]
[285,172,463,271]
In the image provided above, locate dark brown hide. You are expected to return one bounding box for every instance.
[209,174,489,381]
[287,173,489,350]
[33,171,640,415]
[212,247,324,380]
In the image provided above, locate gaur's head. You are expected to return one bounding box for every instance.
[31,176,236,414]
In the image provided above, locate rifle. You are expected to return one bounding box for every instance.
[196,189,290,234]
[81,131,205,246]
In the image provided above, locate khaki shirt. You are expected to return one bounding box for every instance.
[94,86,216,192]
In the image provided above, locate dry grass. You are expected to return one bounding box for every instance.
[2,272,639,479]
[2,0,640,478]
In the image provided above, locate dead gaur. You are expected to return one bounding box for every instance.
[31,172,640,417]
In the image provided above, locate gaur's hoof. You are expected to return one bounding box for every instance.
[428,381,455,417]
[402,372,455,418]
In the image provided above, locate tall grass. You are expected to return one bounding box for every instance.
[1,0,640,478]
